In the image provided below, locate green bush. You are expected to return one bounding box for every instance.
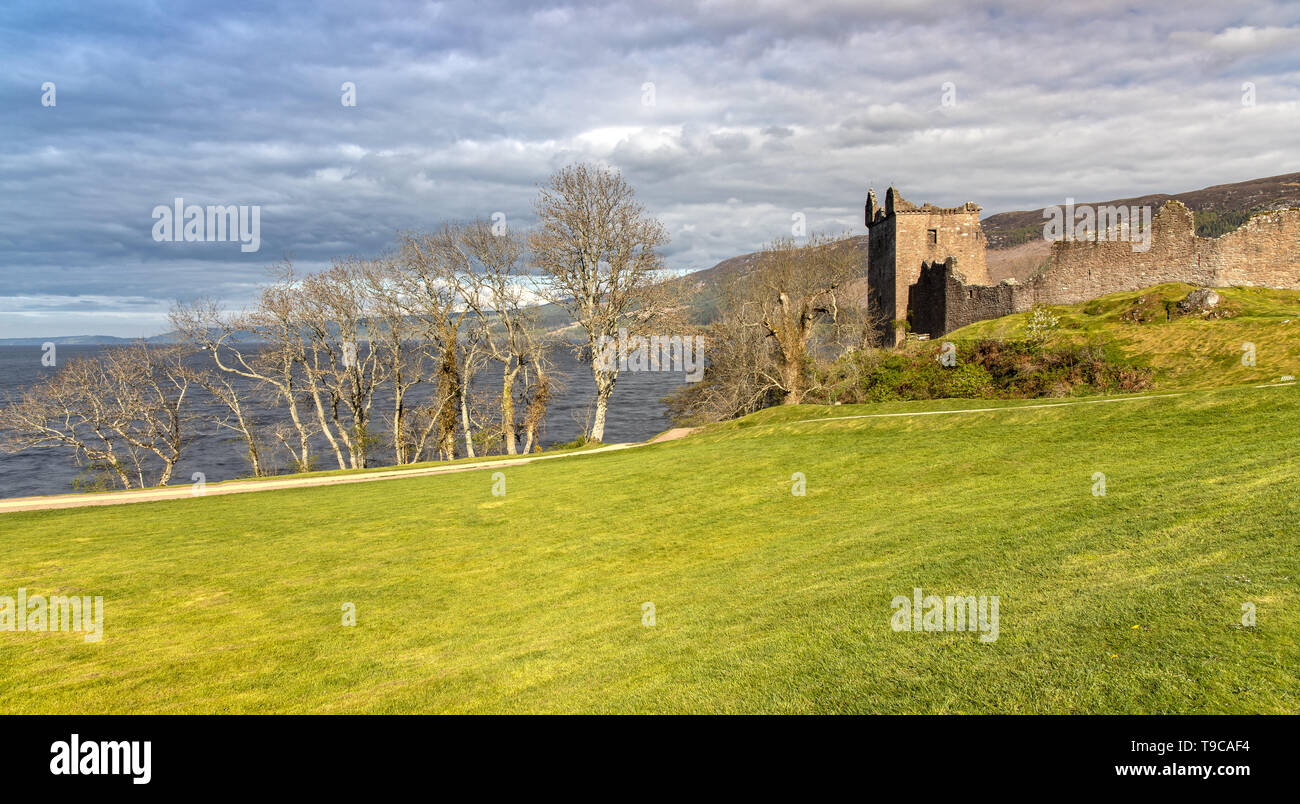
[946,363,996,398]
[813,338,1150,404]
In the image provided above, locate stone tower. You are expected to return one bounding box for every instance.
[865,187,988,344]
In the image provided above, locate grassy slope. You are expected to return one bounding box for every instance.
[1,385,1296,714]
[949,283,1300,389]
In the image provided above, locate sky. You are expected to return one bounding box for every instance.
[1,0,1297,338]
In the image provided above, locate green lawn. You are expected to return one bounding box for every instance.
[1,384,1297,713]
[950,283,1300,389]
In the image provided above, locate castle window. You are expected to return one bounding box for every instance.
[928,229,938,244]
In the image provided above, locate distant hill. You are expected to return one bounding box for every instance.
[672,172,1300,312]
[674,236,870,323]
[981,171,1300,248]
[0,331,232,347]
[0,335,147,346]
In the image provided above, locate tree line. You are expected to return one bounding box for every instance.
[1,163,684,490]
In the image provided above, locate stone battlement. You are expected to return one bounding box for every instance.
[866,187,981,227]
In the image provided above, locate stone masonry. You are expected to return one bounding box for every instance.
[867,186,1300,341]
[865,187,988,344]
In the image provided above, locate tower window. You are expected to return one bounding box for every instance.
[928,229,938,244]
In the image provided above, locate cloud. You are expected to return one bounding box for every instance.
[1172,25,1300,55]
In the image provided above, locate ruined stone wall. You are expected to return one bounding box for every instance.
[1200,209,1300,286]
[1025,202,1206,305]
[866,216,898,333]
[908,258,1024,339]
[1024,201,1300,306]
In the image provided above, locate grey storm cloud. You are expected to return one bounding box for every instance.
[0,0,1297,336]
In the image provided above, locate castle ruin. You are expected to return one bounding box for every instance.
[865,186,1300,343]
[865,187,987,344]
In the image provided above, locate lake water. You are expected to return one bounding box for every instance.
[0,344,686,499]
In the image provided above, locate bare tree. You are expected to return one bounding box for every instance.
[529,163,671,442]
[744,235,860,404]
[665,234,863,422]
[402,399,445,464]
[358,255,428,465]
[457,221,558,454]
[394,226,476,460]
[518,346,557,454]
[295,258,387,469]
[195,367,269,477]
[102,342,195,486]
[664,276,775,424]
[0,343,196,489]
[171,264,319,474]
[2,358,134,488]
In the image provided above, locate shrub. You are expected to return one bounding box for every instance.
[1024,303,1061,347]
[813,338,1151,404]
[946,363,996,398]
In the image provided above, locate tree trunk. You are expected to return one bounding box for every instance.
[780,356,803,405]
[231,396,264,477]
[309,388,348,470]
[459,383,475,458]
[589,366,616,442]
[285,396,312,472]
[393,387,407,464]
[435,340,463,461]
[501,365,519,455]
[109,461,132,490]
[521,371,549,455]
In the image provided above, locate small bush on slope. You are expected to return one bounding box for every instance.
[812,339,1151,403]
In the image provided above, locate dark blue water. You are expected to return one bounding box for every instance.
[0,344,685,499]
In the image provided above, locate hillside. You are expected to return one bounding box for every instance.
[948,283,1300,389]
[676,173,1300,312]
[980,172,1300,248]
[676,235,870,323]
[0,335,168,346]
[2,382,1296,713]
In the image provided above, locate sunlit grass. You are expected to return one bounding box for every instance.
[950,283,1300,389]
[0,384,1296,713]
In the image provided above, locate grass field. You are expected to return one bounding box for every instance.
[1,382,1297,713]
[949,283,1300,389]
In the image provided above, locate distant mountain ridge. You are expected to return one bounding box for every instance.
[0,334,178,346]
[980,171,1300,248]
